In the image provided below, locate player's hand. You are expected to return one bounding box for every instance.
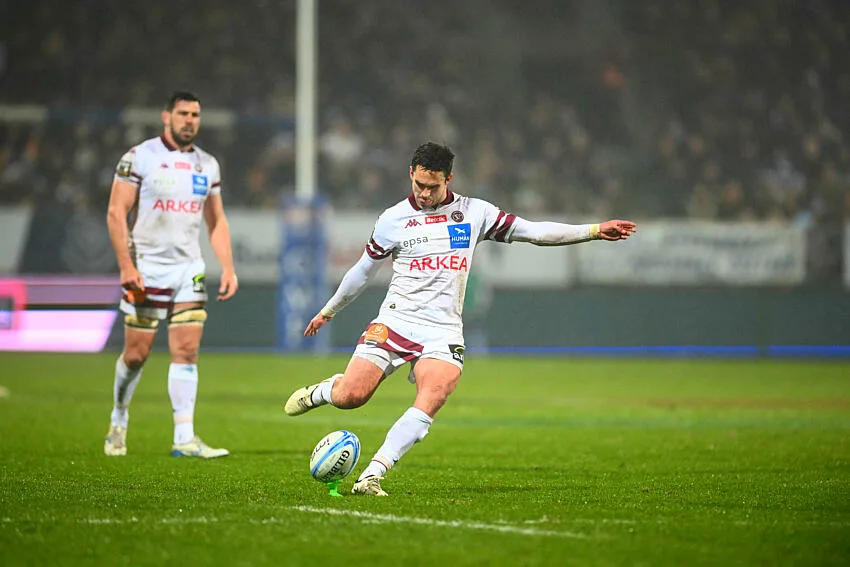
[120,266,145,292]
[304,313,333,337]
[218,271,239,301]
[599,220,637,241]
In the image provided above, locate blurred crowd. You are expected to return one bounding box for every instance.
[1,0,849,234]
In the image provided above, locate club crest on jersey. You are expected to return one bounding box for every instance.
[192,174,209,196]
[451,211,464,222]
[448,223,472,249]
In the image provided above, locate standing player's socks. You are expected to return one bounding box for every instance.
[168,363,198,445]
[110,355,143,428]
[357,407,433,481]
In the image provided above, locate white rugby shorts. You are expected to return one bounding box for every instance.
[353,317,466,382]
[119,257,208,320]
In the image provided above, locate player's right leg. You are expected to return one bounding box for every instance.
[284,355,385,416]
[105,324,157,456]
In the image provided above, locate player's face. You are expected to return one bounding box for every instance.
[164,100,201,147]
[410,166,451,209]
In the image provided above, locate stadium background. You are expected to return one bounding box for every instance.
[1,0,849,354]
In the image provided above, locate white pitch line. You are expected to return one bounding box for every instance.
[289,506,588,539]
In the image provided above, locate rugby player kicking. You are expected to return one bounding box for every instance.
[104,91,238,458]
[285,142,635,494]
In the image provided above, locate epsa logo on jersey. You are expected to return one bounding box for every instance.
[448,223,472,249]
[192,174,209,196]
[425,214,447,224]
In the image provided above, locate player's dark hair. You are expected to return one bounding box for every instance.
[411,142,454,178]
[165,91,200,111]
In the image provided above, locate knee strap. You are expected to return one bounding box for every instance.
[125,314,160,331]
[169,307,207,327]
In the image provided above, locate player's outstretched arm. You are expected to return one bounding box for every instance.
[303,251,384,337]
[509,217,637,246]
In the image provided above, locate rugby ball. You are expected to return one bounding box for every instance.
[309,430,360,483]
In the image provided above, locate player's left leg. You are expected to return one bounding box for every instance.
[166,301,228,458]
[353,358,461,496]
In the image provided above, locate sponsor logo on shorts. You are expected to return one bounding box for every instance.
[451,210,464,222]
[409,255,468,271]
[153,199,203,213]
[363,323,389,345]
[192,174,209,196]
[448,344,465,364]
[425,215,447,224]
[192,274,206,293]
[448,223,471,249]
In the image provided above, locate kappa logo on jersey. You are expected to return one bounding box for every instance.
[409,255,469,271]
[192,174,209,196]
[153,199,203,214]
[425,214,447,224]
[405,219,421,228]
[448,223,472,249]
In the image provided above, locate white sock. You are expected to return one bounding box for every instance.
[357,407,433,481]
[168,363,198,445]
[110,355,143,428]
[310,373,342,406]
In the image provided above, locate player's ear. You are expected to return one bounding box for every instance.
[446,173,453,184]
[409,166,414,179]
[161,109,170,127]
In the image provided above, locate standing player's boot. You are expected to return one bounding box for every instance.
[351,475,388,496]
[284,378,334,416]
[170,436,229,458]
[104,425,127,456]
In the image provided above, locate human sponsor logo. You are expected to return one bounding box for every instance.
[451,210,464,222]
[192,174,209,196]
[409,255,468,271]
[448,344,465,364]
[363,323,389,345]
[153,199,203,214]
[192,273,206,293]
[175,162,191,170]
[448,223,471,249]
[425,215,447,224]
[405,219,421,228]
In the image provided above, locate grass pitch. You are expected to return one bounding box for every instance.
[0,352,848,566]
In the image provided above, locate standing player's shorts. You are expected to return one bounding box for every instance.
[353,317,465,382]
[119,258,207,321]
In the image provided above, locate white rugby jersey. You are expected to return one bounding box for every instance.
[114,135,222,264]
[364,191,516,330]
